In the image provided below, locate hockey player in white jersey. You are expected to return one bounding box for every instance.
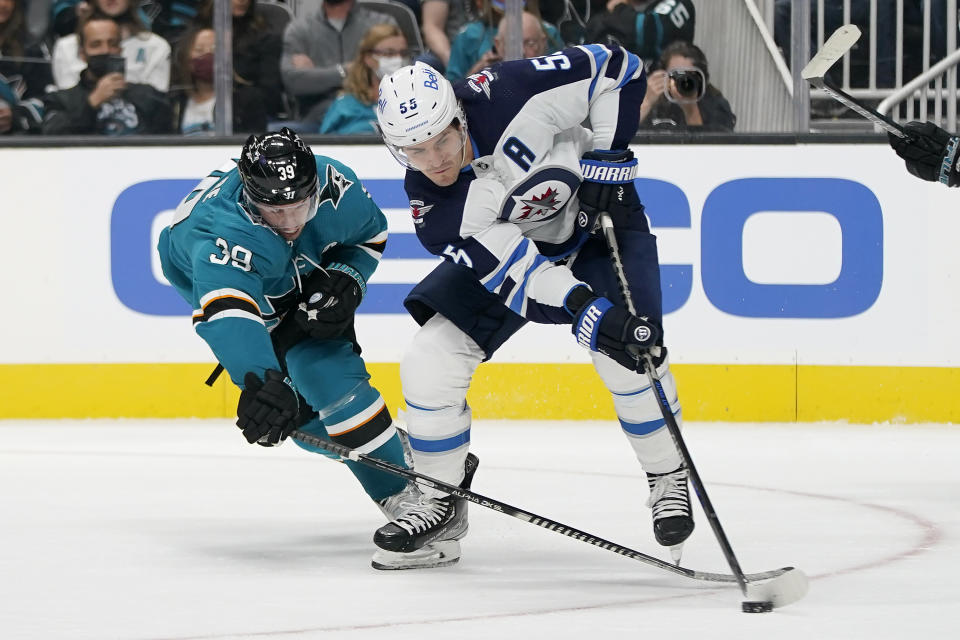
[372,45,694,567]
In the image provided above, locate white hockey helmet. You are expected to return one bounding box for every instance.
[376,61,468,169]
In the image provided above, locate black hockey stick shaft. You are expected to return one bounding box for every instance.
[289,428,789,584]
[597,212,750,596]
[812,76,908,138]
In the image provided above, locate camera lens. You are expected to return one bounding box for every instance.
[677,76,696,95]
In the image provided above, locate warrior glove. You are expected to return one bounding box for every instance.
[236,369,299,446]
[566,285,660,373]
[889,121,960,187]
[577,149,642,228]
[294,265,364,340]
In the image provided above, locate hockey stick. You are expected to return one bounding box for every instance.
[289,428,791,585]
[597,212,809,612]
[801,24,908,138]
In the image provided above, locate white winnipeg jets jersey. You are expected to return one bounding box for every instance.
[404,44,646,323]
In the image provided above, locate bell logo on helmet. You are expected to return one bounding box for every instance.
[423,69,439,90]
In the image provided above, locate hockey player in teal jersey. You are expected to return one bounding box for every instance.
[157,128,457,569]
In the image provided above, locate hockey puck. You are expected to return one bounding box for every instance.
[741,601,774,613]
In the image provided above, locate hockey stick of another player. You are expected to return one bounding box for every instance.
[289,428,792,586]
[801,24,908,138]
[597,212,809,612]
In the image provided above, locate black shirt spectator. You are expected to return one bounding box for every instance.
[194,0,284,119]
[42,15,172,134]
[639,40,735,132]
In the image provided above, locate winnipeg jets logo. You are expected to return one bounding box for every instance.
[514,186,563,220]
[317,163,353,209]
[467,70,496,99]
[410,199,434,225]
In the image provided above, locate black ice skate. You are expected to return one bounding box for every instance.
[371,453,479,569]
[646,465,695,564]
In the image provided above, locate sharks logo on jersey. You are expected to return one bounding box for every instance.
[499,166,580,223]
[318,164,354,209]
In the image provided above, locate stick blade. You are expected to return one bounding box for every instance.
[801,24,861,80]
[743,567,809,610]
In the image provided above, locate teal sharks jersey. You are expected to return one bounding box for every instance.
[157,155,387,386]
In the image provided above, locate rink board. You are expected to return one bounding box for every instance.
[2,143,958,422]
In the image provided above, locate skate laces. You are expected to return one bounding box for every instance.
[391,497,452,535]
[379,485,422,519]
[646,467,691,518]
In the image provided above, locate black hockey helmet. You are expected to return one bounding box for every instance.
[238,127,318,205]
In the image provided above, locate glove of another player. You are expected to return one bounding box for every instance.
[888,121,960,186]
[577,149,640,226]
[236,369,299,446]
[294,267,363,340]
[567,286,660,372]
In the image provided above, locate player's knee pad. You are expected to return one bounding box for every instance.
[400,315,483,409]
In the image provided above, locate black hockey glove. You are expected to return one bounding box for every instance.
[566,285,660,372]
[236,369,299,446]
[578,149,642,229]
[889,121,960,187]
[294,265,364,340]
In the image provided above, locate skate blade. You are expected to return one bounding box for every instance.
[669,543,684,566]
[371,540,461,571]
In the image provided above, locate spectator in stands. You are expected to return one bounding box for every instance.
[2,0,52,134]
[446,0,562,81]
[638,40,735,132]
[170,26,266,135]
[147,0,205,47]
[585,0,694,65]
[2,0,53,98]
[42,15,172,134]
[281,0,395,128]
[421,0,474,69]
[50,0,94,39]
[52,0,171,92]
[320,23,407,134]
[194,0,284,120]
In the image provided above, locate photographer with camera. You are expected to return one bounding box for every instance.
[42,15,172,135]
[638,40,735,133]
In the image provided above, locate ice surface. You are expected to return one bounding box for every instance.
[1,420,957,639]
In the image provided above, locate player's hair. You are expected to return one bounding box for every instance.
[343,23,406,103]
[76,13,120,50]
[0,0,26,58]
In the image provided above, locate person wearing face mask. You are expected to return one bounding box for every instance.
[319,24,407,135]
[51,0,171,93]
[42,15,172,134]
[281,0,398,128]
[171,26,267,136]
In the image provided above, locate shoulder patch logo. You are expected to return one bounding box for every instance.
[410,199,434,225]
[317,164,354,209]
[466,69,496,99]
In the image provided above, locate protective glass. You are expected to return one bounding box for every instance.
[390,124,467,172]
